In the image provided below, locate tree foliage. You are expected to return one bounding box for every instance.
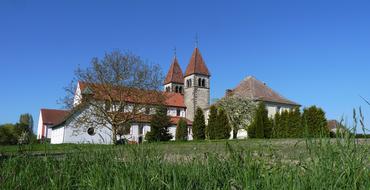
[302,106,329,137]
[175,118,188,141]
[62,50,164,144]
[217,95,256,139]
[192,107,206,140]
[145,106,172,142]
[248,102,272,138]
[217,108,231,139]
[206,105,218,139]
[206,106,231,140]
[19,113,34,134]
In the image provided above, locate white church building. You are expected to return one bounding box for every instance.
[37,47,299,144]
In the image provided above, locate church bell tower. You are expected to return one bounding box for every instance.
[184,47,210,121]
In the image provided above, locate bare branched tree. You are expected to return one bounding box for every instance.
[62,50,164,144]
[217,95,257,139]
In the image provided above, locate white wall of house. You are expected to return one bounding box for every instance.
[37,111,43,139]
[167,107,186,117]
[51,126,65,144]
[265,102,295,118]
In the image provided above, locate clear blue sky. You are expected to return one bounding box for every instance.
[1,0,369,133]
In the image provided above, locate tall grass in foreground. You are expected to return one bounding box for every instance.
[0,137,369,190]
[1,108,369,190]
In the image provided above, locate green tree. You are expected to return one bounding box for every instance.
[206,105,218,139]
[192,107,206,140]
[217,96,256,139]
[248,102,271,138]
[273,112,281,138]
[0,124,18,145]
[175,118,188,141]
[302,106,329,137]
[217,108,231,139]
[19,113,34,134]
[287,108,302,138]
[145,106,173,142]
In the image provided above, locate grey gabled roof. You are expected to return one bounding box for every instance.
[229,76,300,106]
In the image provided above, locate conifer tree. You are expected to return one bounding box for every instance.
[273,112,281,138]
[206,105,218,139]
[302,106,328,137]
[248,102,271,138]
[217,108,231,139]
[175,118,188,141]
[287,108,302,138]
[145,106,172,142]
[192,107,206,140]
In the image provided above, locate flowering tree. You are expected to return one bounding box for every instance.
[217,95,256,139]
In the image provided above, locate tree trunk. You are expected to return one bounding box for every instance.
[233,126,238,139]
[112,125,117,145]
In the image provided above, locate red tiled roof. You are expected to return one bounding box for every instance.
[78,82,186,108]
[164,92,186,108]
[229,76,300,106]
[185,48,210,77]
[40,109,69,125]
[164,57,184,84]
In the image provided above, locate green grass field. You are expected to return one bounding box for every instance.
[1,138,369,189]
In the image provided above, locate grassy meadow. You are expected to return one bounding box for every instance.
[0,138,369,189]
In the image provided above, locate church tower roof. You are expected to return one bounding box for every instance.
[185,48,210,77]
[164,57,184,85]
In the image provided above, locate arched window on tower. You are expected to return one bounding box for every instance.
[198,78,202,86]
[166,86,170,92]
[175,86,179,93]
[187,79,192,87]
[202,79,206,87]
[179,86,183,93]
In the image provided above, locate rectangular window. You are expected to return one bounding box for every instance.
[176,109,181,116]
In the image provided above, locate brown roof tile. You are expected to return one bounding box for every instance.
[40,109,69,125]
[79,82,186,108]
[229,76,300,106]
[164,57,184,84]
[185,48,210,77]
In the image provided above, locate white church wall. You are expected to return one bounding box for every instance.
[51,126,65,144]
[73,83,82,106]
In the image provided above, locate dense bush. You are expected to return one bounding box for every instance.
[145,106,172,142]
[192,108,206,140]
